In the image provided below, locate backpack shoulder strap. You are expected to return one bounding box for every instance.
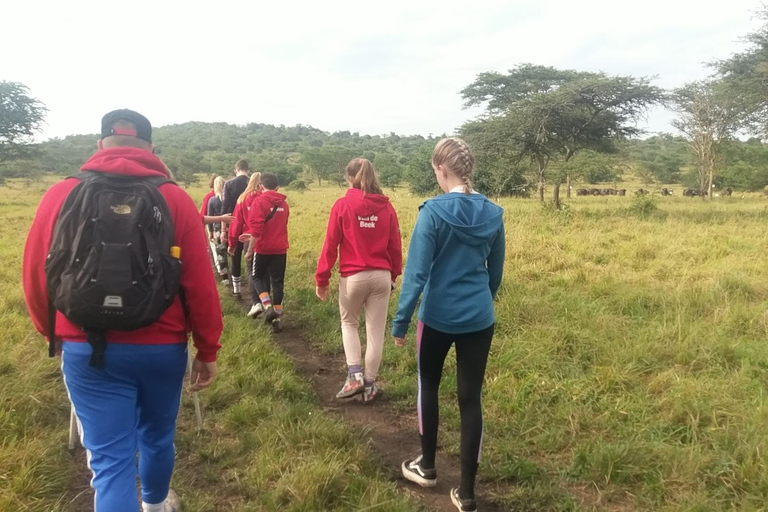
[264,204,280,223]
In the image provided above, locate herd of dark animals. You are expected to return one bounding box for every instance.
[575,187,734,197]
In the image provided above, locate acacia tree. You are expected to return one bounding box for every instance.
[0,81,47,162]
[301,145,355,186]
[671,80,743,199]
[716,8,768,137]
[461,65,662,207]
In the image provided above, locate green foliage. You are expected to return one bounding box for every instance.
[0,81,47,162]
[301,145,355,186]
[554,150,623,185]
[719,138,768,191]
[373,152,403,189]
[404,143,438,195]
[8,122,436,190]
[628,193,661,218]
[622,134,689,184]
[461,64,663,204]
[461,117,530,197]
[715,8,768,137]
[671,80,744,194]
[285,179,307,192]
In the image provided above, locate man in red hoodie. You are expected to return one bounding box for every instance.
[22,109,222,512]
[239,172,289,333]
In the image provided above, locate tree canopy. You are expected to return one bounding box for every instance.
[0,81,47,162]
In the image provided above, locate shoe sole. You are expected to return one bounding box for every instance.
[336,386,364,399]
[401,461,437,488]
[246,310,264,319]
[362,389,378,404]
[450,488,476,512]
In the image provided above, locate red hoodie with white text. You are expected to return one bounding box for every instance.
[245,190,289,254]
[22,147,223,362]
[315,188,402,287]
[228,190,261,249]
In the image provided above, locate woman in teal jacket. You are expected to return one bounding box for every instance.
[393,138,505,512]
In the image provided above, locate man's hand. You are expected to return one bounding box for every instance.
[245,248,254,260]
[220,214,235,224]
[190,357,217,391]
[239,233,252,243]
[316,285,329,301]
[227,245,235,256]
[393,336,406,347]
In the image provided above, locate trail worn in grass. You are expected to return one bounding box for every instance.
[6,177,768,511]
[1,179,419,512]
[284,185,768,511]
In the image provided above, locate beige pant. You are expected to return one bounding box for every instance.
[338,270,392,382]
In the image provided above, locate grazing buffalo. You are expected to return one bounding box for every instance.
[636,188,649,195]
[683,189,706,197]
[575,188,627,197]
[722,187,733,196]
[661,188,673,196]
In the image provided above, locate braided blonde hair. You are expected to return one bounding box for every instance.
[432,137,475,195]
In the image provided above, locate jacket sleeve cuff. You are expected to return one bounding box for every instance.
[316,278,330,287]
[391,322,409,339]
[194,347,218,363]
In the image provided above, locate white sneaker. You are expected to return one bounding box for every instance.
[246,303,264,318]
[142,489,180,512]
[164,489,180,512]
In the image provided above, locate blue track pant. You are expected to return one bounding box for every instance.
[62,341,188,512]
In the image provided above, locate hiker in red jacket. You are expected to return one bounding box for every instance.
[227,172,263,316]
[315,158,402,403]
[22,109,222,512]
[239,173,289,333]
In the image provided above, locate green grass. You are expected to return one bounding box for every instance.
[6,175,768,511]
[1,178,417,512]
[284,184,768,511]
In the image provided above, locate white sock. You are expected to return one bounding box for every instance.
[232,277,241,293]
[142,501,165,512]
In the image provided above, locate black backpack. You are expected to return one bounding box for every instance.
[45,171,183,368]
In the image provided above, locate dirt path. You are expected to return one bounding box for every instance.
[266,318,510,512]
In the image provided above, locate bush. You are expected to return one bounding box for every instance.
[285,179,307,192]
[628,194,661,218]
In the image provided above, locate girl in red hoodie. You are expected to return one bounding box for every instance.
[315,158,403,403]
[227,173,263,315]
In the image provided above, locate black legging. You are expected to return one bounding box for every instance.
[230,242,244,278]
[253,253,286,306]
[417,321,494,500]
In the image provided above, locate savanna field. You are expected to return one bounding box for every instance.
[3,178,768,512]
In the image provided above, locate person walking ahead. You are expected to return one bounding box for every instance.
[315,158,402,403]
[393,138,505,512]
[221,159,250,297]
[239,173,289,333]
[22,109,223,512]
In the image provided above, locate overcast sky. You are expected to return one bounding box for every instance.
[2,0,763,141]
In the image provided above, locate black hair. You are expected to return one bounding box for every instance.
[261,173,279,190]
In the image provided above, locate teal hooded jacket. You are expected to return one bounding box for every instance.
[392,192,505,338]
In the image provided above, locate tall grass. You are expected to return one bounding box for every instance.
[285,186,768,511]
[6,175,768,510]
[1,179,417,512]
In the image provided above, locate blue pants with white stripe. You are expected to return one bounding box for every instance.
[62,341,188,512]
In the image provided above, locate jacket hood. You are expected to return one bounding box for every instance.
[261,189,287,205]
[424,193,503,246]
[81,147,170,178]
[345,187,390,216]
